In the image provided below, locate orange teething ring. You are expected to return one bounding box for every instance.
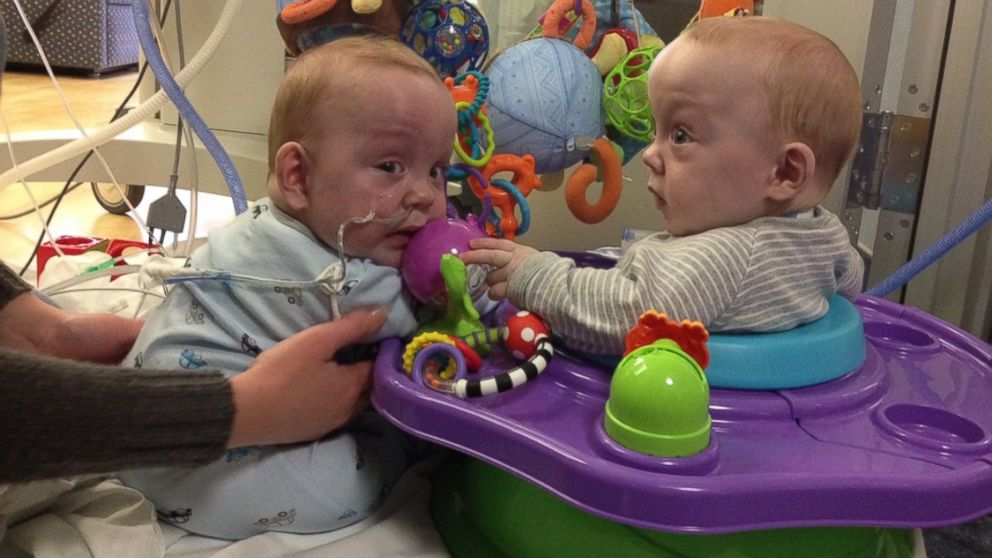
[565,138,622,224]
[281,0,338,25]
[467,154,542,240]
[542,0,598,50]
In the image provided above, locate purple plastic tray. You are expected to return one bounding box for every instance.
[372,295,992,533]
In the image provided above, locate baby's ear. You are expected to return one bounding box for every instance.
[274,142,311,211]
[768,142,815,202]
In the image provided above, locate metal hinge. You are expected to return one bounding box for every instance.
[844,111,930,240]
[843,111,931,297]
[845,111,930,215]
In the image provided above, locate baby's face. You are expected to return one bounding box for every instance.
[301,69,456,268]
[642,39,779,236]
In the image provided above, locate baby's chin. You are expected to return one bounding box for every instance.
[366,248,404,269]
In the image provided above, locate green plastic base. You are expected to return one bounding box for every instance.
[430,454,916,558]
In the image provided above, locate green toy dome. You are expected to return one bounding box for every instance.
[604,339,711,457]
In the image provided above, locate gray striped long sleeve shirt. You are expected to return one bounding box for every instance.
[506,206,864,355]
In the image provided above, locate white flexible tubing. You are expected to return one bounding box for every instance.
[39,264,143,296]
[0,0,244,193]
[0,108,65,258]
[183,127,200,257]
[10,0,161,250]
[48,287,167,300]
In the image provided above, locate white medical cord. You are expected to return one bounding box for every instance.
[39,264,143,296]
[158,0,202,258]
[0,0,243,193]
[46,287,167,300]
[37,245,165,292]
[8,0,163,253]
[0,108,65,258]
[628,0,642,41]
[36,205,415,317]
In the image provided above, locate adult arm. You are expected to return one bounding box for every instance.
[0,307,384,483]
[0,257,387,481]
[0,262,143,364]
[0,349,233,483]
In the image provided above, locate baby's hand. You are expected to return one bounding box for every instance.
[460,237,538,299]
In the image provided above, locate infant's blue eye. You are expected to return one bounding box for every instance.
[671,127,691,144]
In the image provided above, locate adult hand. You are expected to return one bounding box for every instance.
[227,307,387,448]
[460,237,538,299]
[0,291,143,364]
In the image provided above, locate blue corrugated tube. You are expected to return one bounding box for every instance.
[132,0,248,214]
[867,196,992,297]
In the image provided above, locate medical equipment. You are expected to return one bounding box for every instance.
[0,0,279,245]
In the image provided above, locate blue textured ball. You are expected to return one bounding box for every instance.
[486,38,605,174]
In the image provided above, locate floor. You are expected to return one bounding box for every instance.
[0,68,231,283]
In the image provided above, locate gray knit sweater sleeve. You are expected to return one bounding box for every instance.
[0,351,233,482]
[0,260,30,310]
[0,263,233,483]
[506,207,864,355]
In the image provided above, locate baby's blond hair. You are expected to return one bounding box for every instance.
[682,17,863,186]
[267,35,441,173]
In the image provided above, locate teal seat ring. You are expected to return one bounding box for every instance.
[705,295,865,390]
[558,295,865,390]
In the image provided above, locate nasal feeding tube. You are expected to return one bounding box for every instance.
[331,207,413,319]
[138,205,414,319]
[38,203,414,325]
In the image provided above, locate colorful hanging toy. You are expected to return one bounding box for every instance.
[485,0,605,175]
[401,0,490,77]
[564,136,623,224]
[399,220,556,398]
[445,71,495,168]
[482,0,667,225]
[603,43,664,143]
[466,154,542,240]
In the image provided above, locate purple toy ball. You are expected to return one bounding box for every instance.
[402,215,485,304]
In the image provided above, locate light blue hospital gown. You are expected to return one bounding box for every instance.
[118,199,426,540]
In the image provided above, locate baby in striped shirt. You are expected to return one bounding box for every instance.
[462,16,865,355]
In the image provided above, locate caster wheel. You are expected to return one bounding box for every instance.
[92,182,145,215]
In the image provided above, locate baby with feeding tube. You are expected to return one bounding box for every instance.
[463,16,866,355]
[118,35,457,539]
